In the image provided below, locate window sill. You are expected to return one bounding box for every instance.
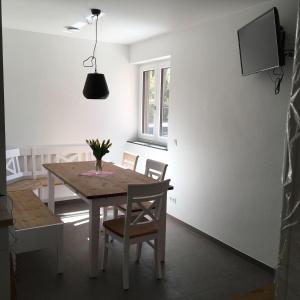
[127,140,168,151]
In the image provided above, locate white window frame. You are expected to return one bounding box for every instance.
[138,60,171,145]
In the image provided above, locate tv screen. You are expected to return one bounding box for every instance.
[237,7,284,76]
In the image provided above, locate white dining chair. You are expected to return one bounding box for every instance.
[122,152,139,171]
[103,152,140,226]
[144,159,168,181]
[101,179,170,290]
[113,159,168,218]
[112,159,168,257]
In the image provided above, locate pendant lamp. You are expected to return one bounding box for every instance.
[83,9,109,99]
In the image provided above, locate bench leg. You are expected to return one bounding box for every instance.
[136,242,142,262]
[57,226,64,274]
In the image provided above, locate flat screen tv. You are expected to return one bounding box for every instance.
[237,7,285,76]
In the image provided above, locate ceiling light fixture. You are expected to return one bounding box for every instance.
[63,12,105,33]
[86,12,106,24]
[82,8,109,100]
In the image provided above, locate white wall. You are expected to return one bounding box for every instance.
[129,0,298,267]
[3,28,137,163]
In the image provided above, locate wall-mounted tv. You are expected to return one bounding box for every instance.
[237,7,285,76]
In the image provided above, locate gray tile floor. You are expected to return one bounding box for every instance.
[15,199,273,300]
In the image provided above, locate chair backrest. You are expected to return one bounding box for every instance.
[122,152,139,171]
[124,179,170,239]
[145,159,168,181]
[6,148,32,182]
[32,145,93,178]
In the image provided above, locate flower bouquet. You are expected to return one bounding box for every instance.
[86,138,112,174]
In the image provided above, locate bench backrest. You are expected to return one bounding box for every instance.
[6,145,93,181]
[6,148,32,182]
[32,145,93,178]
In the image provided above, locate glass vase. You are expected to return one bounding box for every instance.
[95,159,103,174]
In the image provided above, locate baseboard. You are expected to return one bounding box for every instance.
[167,213,275,274]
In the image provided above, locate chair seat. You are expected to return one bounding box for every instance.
[8,190,62,230]
[7,179,43,192]
[103,217,158,239]
[38,176,63,186]
[7,176,63,192]
[118,201,155,212]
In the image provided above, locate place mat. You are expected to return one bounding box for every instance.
[79,170,114,177]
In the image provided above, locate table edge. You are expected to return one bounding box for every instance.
[43,161,174,200]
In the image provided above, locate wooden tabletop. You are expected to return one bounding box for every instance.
[43,161,160,199]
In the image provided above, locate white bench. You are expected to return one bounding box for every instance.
[6,145,94,274]
[8,190,63,274]
[6,145,93,202]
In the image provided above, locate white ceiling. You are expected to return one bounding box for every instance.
[2,0,268,44]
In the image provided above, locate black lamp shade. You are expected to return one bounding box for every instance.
[83,73,109,99]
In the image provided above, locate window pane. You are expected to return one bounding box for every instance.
[160,67,170,137]
[142,70,156,135]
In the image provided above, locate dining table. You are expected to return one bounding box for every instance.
[43,160,172,278]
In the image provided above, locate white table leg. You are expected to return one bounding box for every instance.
[89,201,100,278]
[161,216,166,263]
[47,171,55,213]
[161,195,167,263]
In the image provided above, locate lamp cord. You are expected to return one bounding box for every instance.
[83,14,99,72]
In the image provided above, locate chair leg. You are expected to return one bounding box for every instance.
[101,232,109,271]
[113,206,118,219]
[110,207,119,243]
[136,242,142,262]
[100,208,103,232]
[100,207,107,232]
[38,187,42,199]
[122,243,130,290]
[103,207,108,221]
[154,238,162,279]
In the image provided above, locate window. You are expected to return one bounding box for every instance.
[160,67,170,137]
[142,70,156,135]
[139,61,171,144]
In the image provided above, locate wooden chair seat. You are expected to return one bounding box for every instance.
[7,176,63,193]
[7,179,43,192]
[103,217,158,239]
[8,190,62,230]
[117,201,155,213]
[38,176,63,187]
